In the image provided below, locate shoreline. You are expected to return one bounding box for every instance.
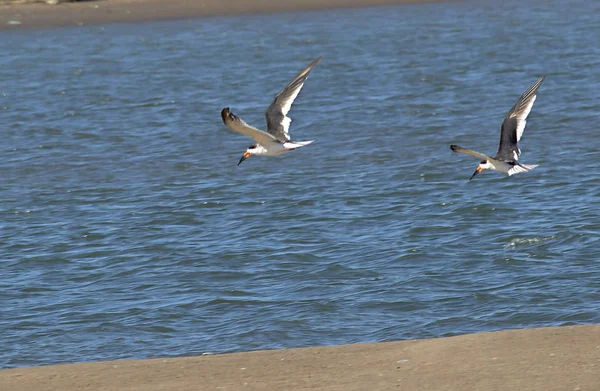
[0,0,450,31]
[3,325,600,390]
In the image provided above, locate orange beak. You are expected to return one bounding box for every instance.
[469,165,482,181]
[237,151,251,166]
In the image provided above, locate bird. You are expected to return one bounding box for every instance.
[450,75,546,180]
[221,57,322,166]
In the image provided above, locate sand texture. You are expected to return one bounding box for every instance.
[3,325,600,390]
[0,0,448,30]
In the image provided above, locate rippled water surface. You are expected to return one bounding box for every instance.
[2,0,600,368]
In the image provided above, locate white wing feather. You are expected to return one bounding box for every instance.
[507,163,539,176]
[265,57,322,141]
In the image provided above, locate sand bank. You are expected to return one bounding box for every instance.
[0,0,449,30]
[2,325,600,390]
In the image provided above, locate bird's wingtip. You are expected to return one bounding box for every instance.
[450,144,460,152]
[221,107,230,124]
[308,56,323,68]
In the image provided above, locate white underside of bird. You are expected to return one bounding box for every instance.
[451,145,539,177]
[249,140,314,156]
[484,159,539,176]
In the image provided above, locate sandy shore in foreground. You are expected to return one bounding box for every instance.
[0,0,448,30]
[3,325,600,390]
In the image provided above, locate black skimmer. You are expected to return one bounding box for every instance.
[221,57,322,166]
[450,76,546,180]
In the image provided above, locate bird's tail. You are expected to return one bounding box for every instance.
[284,140,314,149]
[507,163,539,176]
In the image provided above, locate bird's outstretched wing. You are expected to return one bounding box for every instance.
[450,145,494,161]
[265,57,322,141]
[221,107,277,145]
[497,76,546,161]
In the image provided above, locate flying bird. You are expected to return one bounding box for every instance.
[450,76,546,180]
[221,57,322,166]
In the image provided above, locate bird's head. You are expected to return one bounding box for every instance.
[470,160,493,180]
[238,144,258,166]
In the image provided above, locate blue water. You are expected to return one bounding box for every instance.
[2,0,600,368]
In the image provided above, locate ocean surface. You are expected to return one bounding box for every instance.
[2,0,600,368]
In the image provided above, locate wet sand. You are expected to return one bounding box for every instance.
[2,325,600,390]
[0,0,448,30]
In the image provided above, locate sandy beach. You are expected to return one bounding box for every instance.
[0,0,448,30]
[2,325,599,390]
